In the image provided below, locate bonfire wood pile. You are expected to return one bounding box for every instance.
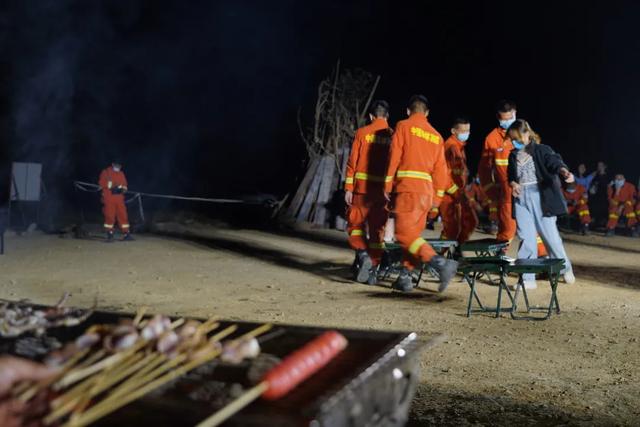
[284,62,380,228]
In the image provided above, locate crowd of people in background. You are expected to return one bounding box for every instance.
[468,159,640,238]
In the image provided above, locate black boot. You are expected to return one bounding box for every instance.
[581,224,589,236]
[429,255,459,293]
[632,227,639,238]
[605,228,615,237]
[366,266,379,286]
[392,269,414,292]
[122,233,135,241]
[354,250,372,283]
[106,231,114,242]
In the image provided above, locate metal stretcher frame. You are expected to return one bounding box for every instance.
[459,257,564,320]
[380,240,458,287]
[458,256,514,317]
[506,259,564,321]
[459,238,510,285]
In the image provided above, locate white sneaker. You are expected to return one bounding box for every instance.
[563,271,576,284]
[510,280,537,291]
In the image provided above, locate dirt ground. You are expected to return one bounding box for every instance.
[1,222,639,426]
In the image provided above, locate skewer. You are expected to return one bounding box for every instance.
[62,324,272,427]
[44,352,148,425]
[17,348,90,402]
[55,317,186,389]
[132,306,149,326]
[195,330,348,427]
[104,324,238,403]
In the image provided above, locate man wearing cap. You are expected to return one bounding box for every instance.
[98,160,133,241]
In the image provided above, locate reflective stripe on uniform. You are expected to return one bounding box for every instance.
[104,224,114,229]
[122,224,130,228]
[396,170,433,181]
[436,190,445,197]
[350,229,364,236]
[626,212,636,218]
[355,172,386,182]
[368,242,386,250]
[345,177,354,185]
[446,184,459,194]
[609,213,619,219]
[431,207,439,213]
[536,236,543,244]
[489,208,498,213]
[494,159,509,166]
[409,237,427,255]
[578,210,589,216]
[451,168,463,175]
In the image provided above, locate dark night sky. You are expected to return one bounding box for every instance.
[1,0,639,209]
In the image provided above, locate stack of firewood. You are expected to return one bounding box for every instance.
[284,61,379,228]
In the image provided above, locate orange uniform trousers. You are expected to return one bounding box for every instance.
[347,193,388,265]
[483,185,500,222]
[607,200,638,229]
[103,195,130,233]
[439,194,477,244]
[393,192,437,270]
[567,202,592,224]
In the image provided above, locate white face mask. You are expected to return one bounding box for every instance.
[614,179,625,189]
[112,165,121,172]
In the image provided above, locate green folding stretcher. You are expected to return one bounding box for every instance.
[505,258,564,320]
[380,239,458,287]
[458,256,564,320]
[459,238,510,285]
[458,256,514,318]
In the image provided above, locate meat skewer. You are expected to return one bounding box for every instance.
[195,330,348,427]
[60,323,273,427]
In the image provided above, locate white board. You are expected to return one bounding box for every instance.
[11,162,42,202]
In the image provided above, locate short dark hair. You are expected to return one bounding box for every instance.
[496,99,516,113]
[369,100,390,118]
[452,117,470,128]
[408,94,429,113]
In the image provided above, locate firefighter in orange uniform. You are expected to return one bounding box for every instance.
[439,117,477,246]
[99,160,133,241]
[384,95,458,293]
[345,101,393,284]
[563,182,591,235]
[478,100,517,242]
[606,174,638,237]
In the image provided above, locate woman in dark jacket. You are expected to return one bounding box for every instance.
[507,119,575,288]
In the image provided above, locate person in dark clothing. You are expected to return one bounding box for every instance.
[507,119,575,288]
[588,161,611,228]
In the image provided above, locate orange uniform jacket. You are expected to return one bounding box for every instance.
[344,118,392,195]
[608,182,637,206]
[443,135,469,197]
[98,167,128,200]
[563,184,588,207]
[384,113,448,198]
[478,127,511,191]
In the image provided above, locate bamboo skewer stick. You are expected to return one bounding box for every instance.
[62,324,273,427]
[104,324,238,403]
[196,383,268,427]
[17,348,90,402]
[132,306,149,326]
[64,348,224,427]
[55,318,186,389]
